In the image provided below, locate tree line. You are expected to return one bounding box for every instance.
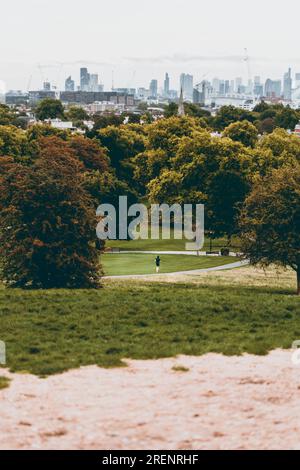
[0,106,299,293]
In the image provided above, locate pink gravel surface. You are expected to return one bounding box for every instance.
[1,349,300,450]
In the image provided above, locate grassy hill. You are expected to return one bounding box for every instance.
[0,266,298,377]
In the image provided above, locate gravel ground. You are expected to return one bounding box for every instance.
[1,349,299,450]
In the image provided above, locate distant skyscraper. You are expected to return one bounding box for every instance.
[212,78,220,94]
[295,73,300,88]
[180,73,193,101]
[164,73,170,97]
[65,76,75,92]
[283,68,292,100]
[265,79,281,98]
[219,80,225,95]
[253,76,263,96]
[149,79,158,98]
[43,81,51,91]
[247,79,253,94]
[90,74,99,92]
[235,77,242,93]
[80,68,90,91]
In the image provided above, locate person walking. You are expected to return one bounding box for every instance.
[155,256,161,273]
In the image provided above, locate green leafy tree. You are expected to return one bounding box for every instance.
[223,120,258,148]
[258,128,300,162]
[164,102,178,118]
[274,106,299,131]
[213,106,242,131]
[97,125,145,180]
[239,164,300,295]
[89,113,124,137]
[69,135,110,172]
[253,101,270,113]
[0,153,101,289]
[35,99,65,121]
[0,105,18,126]
[26,123,70,142]
[0,125,29,157]
[146,116,202,155]
[206,169,250,239]
[65,106,89,122]
[258,117,276,134]
[121,112,141,124]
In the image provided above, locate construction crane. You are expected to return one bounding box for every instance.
[243,48,254,100]
[26,75,32,92]
[127,70,136,93]
[111,70,115,91]
[36,62,63,93]
[194,72,209,89]
[194,73,209,103]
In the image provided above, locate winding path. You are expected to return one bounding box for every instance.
[104,251,249,279]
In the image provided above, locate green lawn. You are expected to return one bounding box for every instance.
[0,279,299,377]
[107,232,241,252]
[102,254,236,276]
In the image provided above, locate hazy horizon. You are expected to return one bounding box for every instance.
[1,0,300,91]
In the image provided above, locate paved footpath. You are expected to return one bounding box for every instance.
[109,250,238,256]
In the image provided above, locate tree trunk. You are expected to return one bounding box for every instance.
[297,268,300,296]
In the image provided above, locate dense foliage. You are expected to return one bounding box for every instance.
[0,100,300,289]
[0,153,102,288]
[240,165,300,294]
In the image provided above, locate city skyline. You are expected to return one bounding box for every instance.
[1,0,300,91]
[2,59,300,94]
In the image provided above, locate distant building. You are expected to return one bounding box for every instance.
[219,81,225,95]
[29,90,56,105]
[149,79,158,98]
[59,91,134,107]
[114,88,136,95]
[235,77,243,93]
[193,81,210,104]
[47,119,76,130]
[89,74,99,92]
[265,79,281,98]
[211,96,256,111]
[212,78,220,94]
[43,81,51,91]
[5,90,29,106]
[295,73,300,88]
[65,76,75,92]
[225,80,230,94]
[137,88,150,100]
[168,89,178,100]
[164,73,170,97]
[193,87,202,104]
[80,68,90,92]
[254,77,263,97]
[180,73,193,101]
[283,68,292,100]
[0,80,6,104]
[294,122,300,137]
[88,101,126,114]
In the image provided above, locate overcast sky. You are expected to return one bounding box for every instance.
[1,0,300,91]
